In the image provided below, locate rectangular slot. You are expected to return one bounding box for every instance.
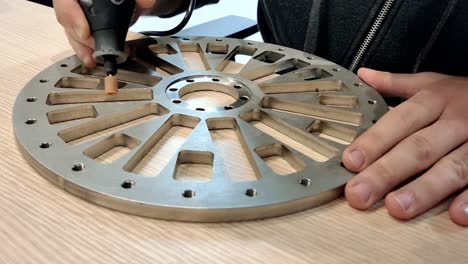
[148,44,178,55]
[207,118,258,182]
[96,146,132,164]
[254,74,280,84]
[59,103,168,144]
[83,133,140,164]
[240,111,337,161]
[296,68,333,81]
[254,51,285,64]
[242,59,310,81]
[55,77,100,89]
[206,43,229,54]
[306,120,357,145]
[255,144,305,175]
[179,43,210,71]
[319,95,357,107]
[261,96,362,126]
[259,80,345,94]
[55,76,130,90]
[216,46,257,74]
[250,121,329,162]
[72,66,161,86]
[46,89,153,105]
[155,68,172,76]
[222,61,245,74]
[124,115,199,177]
[134,47,184,75]
[174,151,213,182]
[47,105,97,124]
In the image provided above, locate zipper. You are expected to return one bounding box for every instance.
[349,0,395,72]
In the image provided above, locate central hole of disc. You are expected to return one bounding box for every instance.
[179,82,238,108]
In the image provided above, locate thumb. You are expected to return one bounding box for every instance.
[357,68,448,99]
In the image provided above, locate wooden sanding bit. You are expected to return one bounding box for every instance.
[104,74,118,95]
[79,0,136,95]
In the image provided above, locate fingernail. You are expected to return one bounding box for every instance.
[462,203,468,215]
[351,182,371,203]
[349,150,365,169]
[394,192,414,211]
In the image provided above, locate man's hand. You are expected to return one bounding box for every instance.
[343,68,468,226]
[53,0,156,68]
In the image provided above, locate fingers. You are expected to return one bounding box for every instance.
[54,0,96,66]
[342,89,445,172]
[385,142,468,225]
[54,0,155,66]
[449,189,468,226]
[345,120,468,210]
[357,68,449,99]
[53,0,90,41]
[65,30,96,68]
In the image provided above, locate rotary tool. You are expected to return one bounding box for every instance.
[79,0,197,94]
[79,0,136,94]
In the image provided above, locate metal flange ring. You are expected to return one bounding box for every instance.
[13,36,388,222]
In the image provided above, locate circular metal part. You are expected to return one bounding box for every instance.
[13,36,388,222]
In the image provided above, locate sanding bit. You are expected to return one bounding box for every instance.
[79,0,136,94]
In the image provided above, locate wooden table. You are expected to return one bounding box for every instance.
[0,1,466,263]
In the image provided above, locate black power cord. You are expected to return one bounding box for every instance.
[140,0,197,36]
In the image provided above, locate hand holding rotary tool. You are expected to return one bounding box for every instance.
[53,0,154,94]
[79,0,137,94]
[54,0,197,94]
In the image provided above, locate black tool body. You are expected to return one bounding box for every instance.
[79,0,136,74]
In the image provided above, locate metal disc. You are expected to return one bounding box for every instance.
[13,36,388,222]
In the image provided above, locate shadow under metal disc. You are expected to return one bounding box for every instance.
[13,36,388,222]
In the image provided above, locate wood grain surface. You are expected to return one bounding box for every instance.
[0,1,466,263]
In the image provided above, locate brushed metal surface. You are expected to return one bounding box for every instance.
[13,36,388,222]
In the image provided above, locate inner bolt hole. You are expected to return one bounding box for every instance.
[72,163,84,172]
[182,190,195,198]
[299,178,311,187]
[39,142,51,149]
[245,188,257,197]
[25,119,37,125]
[121,180,135,189]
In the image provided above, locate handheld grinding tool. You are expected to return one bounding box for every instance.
[79,0,136,94]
